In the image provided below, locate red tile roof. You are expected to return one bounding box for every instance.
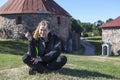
[100,16,120,28]
[0,0,71,16]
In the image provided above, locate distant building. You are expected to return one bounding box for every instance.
[0,0,80,52]
[100,16,120,55]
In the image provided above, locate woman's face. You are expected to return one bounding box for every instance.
[39,25,50,39]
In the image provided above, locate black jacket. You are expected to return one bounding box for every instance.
[28,33,61,62]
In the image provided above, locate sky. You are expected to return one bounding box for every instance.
[0,0,120,23]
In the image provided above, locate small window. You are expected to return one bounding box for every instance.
[57,17,61,25]
[16,16,22,24]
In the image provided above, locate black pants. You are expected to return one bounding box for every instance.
[22,53,67,73]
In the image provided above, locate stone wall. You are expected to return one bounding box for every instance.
[71,31,80,51]
[102,27,120,55]
[0,14,71,42]
[0,15,25,38]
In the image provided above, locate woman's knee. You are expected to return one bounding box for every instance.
[61,56,67,65]
[47,56,67,70]
[57,56,67,61]
[22,53,30,63]
[54,50,61,58]
[56,56,67,67]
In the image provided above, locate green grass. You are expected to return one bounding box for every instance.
[0,39,27,70]
[0,39,28,55]
[0,39,120,80]
[0,54,120,80]
[109,55,120,58]
[0,54,24,70]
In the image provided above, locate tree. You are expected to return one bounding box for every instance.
[96,20,104,26]
[106,18,113,23]
[71,18,83,35]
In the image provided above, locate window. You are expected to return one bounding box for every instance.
[57,17,61,25]
[16,16,22,24]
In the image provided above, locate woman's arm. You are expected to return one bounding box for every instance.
[25,32,37,57]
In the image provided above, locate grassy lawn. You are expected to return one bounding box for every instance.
[0,39,28,70]
[0,54,24,70]
[0,39,28,55]
[109,56,120,58]
[0,39,120,80]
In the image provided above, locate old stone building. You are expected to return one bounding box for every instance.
[100,16,120,55]
[0,0,80,52]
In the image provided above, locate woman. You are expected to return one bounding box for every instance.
[22,20,67,75]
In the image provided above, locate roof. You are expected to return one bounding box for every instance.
[100,16,120,28]
[0,0,71,17]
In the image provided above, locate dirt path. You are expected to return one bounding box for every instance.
[80,40,95,56]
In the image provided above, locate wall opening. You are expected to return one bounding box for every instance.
[57,17,61,25]
[102,43,111,56]
[16,16,22,24]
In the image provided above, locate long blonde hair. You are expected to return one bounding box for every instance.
[33,20,50,40]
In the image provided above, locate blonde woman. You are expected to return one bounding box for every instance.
[22,20,67,75]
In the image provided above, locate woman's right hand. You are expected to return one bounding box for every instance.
[24,32,32,40]
[31,57,42,64]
